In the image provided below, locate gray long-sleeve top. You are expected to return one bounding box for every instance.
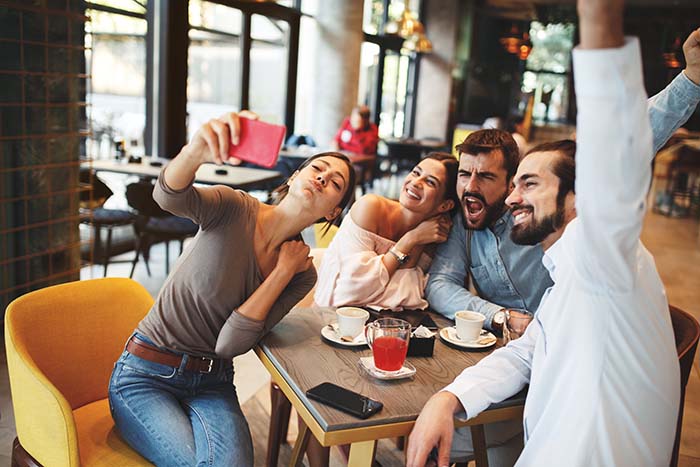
[136,172,316,359]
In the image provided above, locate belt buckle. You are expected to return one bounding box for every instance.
[199,357,214,374]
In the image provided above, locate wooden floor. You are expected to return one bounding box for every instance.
[0,210,699,467]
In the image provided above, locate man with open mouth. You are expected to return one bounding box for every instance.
[426,128,553,338]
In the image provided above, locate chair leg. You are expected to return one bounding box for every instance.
[12,437,42,467]
[165,240,171,275]
[93,224,102,268]
[298,412,330,467]
[266,382,292,467]
[142,236,152,277]
[290,422,311,467]
[470,424,489,467]
[130,232,142,279]
[103,226,113,277]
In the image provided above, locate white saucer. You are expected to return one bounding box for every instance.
[358,357,416,380]
[439,327,497,349]
[320,323,368,347]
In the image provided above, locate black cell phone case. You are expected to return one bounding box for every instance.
[306,384,382,419]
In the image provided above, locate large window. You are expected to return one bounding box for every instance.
[361,0,421,138]
[294,12,318,136]
[250,15,289,124]
[521,21,575,123]
[187,1,242,140]
[85,1,147,157]
[358,42,380,115]
[186,1,300,139]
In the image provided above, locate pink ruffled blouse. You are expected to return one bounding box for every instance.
[314,214,431,310]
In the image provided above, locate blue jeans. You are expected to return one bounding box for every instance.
[108,333,253,467]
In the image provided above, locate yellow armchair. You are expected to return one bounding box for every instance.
[5,278,155,466]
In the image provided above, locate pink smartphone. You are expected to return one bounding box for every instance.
[228,117,287,168]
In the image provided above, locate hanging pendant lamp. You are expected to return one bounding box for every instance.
[385,6,432,54]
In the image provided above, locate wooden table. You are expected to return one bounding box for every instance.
[255,307,525,466]
[83,156,282,190]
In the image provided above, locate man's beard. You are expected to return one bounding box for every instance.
[510,199,566,245]
[462,191,508,230]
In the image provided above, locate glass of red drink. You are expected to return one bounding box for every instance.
[365,318,411,375]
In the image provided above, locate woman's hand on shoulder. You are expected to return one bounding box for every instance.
[182,110,259,166]
[408,214,452,246]
[276,240,312,276]
[350,194,387,232]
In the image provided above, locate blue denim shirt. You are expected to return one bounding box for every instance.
[648,71,700,153]
[426,210,551,329]
[426,70,700,330]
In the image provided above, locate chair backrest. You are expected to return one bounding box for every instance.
[126,180,169,218]
[669,305,700,467]
[670,305,700,386]
[5,278,154,410]
[286,134,317,147]
[313,223,339,249]
[79,169,113,207]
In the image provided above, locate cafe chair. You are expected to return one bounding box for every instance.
[125,180,198,278]
[79,169,137,277]
[5,278,155,466]
[669,305,700,467]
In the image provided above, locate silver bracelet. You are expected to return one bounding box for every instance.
[388,247,409,264]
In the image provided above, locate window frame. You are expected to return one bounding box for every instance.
[85,1,148,152]
[198,1,301,132]
[521,21,577,124]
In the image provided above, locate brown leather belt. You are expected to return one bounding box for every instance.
[126,336,226,374]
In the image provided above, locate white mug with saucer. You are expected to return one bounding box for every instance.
[336,307,370,339]
[455,310,486,342]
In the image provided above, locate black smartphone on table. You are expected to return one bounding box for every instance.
[306,382,383,419]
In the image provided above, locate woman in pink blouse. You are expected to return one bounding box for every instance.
[315,152,459,310]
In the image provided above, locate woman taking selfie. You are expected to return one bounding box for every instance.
[108,111,356,466]
[314,152,459,310]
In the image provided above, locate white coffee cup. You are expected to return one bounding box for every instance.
[455,310,486,342]
[336,307,370,338]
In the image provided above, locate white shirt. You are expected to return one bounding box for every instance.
[443,38,680,467]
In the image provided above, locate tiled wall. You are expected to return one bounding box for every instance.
[0,1,87,312]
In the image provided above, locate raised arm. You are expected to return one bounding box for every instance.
[573,0,651,291]
[648,29,700,153]
[153,111,259,227]
[164,111,256,189]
